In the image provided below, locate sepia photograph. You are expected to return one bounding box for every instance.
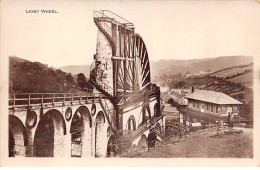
[1,0,260,167]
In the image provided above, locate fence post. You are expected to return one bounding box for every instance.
[63,94,65,106]
[52,94,55,107]
[71,94,73,105]
[28,94,31,108]
[41,94,44,108]
[13,94,15,110]
[79,94,82,104]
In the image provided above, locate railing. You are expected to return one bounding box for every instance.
[99,98,116,136]
[132,114,166,140]
[93,15,117,56]
[100,98,113,123]
[95,79,113,96]
[9,93,105,110]
[90,61,114,96]
[93,10,135,57]
[93,10,134,29]
[95,18,113,37]
[93,16,113,37]
[132,122,149,140]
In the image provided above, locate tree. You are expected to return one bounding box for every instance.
[77,73,87,89]
[168,98,174,105]
[175,81,185,89]
[66,73,74,84]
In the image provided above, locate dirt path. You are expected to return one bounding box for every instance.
[120,127,253,158]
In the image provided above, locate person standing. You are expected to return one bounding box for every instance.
[148,129,157,149]
[230,113,234,128]
[227,113,231,127]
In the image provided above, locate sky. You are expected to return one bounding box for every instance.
[1,0,260,68]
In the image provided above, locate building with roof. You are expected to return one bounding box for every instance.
[179,90,243,126]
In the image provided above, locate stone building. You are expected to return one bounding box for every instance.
[179,90,243,126]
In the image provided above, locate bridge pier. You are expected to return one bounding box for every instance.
[81,121,92,157]
[25,126,36,157]
[95,111,108,157]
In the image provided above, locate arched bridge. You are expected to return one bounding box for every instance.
[8,10,165,157]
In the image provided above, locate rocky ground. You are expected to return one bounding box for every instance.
[120,127,253,158]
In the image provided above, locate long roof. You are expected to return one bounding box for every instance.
[185,90,243,105]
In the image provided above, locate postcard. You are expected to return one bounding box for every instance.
[1,0,260,167]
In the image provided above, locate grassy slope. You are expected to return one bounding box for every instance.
[120,127,253,158]
[211,64,253,78]
[227,72,253,88]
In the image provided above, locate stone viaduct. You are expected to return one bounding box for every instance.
[8,10,165,157]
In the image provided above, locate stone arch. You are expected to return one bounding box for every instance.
[9,115,28,157]
[95,111,107,157]
[106,135,115,157]
[138,134,148,148]
[154,103,160,117]
[127,115,136,131]
[70,106,92,157]
[33,109,66,157]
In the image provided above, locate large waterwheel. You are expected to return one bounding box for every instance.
[115,33,151,96]
[92,10,161,131]
[92,10,151,98]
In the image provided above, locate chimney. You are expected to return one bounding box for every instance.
[191,86,194,93]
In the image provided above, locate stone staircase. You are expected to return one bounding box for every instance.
[99,97,116,136]
[93,17,116,56]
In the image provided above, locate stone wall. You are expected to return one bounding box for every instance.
[9,102,111,158]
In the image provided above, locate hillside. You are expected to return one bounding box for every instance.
[207,63,253,89]
[57,56,253,81]
[9,56,91,93]
[209,63,252,78]
[151,56,253,82]
[227,72,253,89]
[59,65,90,78]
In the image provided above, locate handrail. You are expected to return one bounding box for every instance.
[93,16,117,56]
[132,123,148,139]
[9,92,90,95]
[90,60,114,96]
[8,92,108,109]
[132,114,166,140]
[93,10,134,29]
[96,78,113,95]
[100,10,133,24]
[94,17,112,37]
[99,97,116,136]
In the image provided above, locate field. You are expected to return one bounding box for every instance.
[227,72,253,88]
[210,64,253,78]
[120,127,253,158]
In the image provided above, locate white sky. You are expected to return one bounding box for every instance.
[2,0,260,67]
